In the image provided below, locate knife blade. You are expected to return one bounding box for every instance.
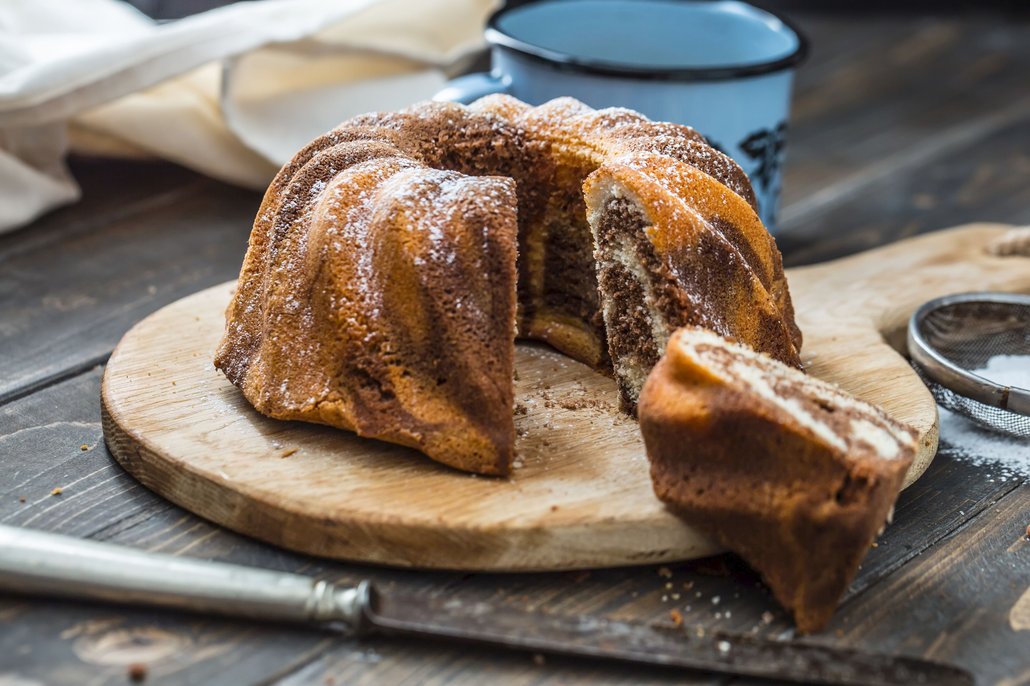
[0,525,971,686]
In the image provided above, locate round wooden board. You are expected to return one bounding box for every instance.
[102,223,1030,571]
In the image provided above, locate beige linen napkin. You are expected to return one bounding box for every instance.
[0,0,498,233]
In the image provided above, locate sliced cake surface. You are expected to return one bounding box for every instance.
[638,326,917,633]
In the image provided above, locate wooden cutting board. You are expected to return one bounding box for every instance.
[101,224,1030,571]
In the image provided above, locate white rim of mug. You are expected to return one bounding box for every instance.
[485,0,809,81]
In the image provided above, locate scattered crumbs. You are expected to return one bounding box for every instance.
[532,653,546,667]
[669,609,683,627]
[664,582,673,590]
[514,403,528,416]
[570,570,591,583]
[50,487,63,496]
[671,593,680,601]
[717,640,731,654]
[18,496,26,503]
[281,448,298,458]
[79,444,89,452]
[711,596,720,605]
[682,581,694,591]
[657,566,673,578]
[127,662,147,682]
[761,611,774,625]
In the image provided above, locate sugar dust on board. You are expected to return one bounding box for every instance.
[937,353,1030,479]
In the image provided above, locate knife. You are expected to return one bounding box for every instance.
[0,525,971,686]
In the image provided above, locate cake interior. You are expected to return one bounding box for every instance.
[681,329,914,461]
[591,196,668,413]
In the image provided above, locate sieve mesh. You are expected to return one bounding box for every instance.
[909,296,1030,438]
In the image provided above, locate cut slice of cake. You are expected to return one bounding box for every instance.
[585,153,802,414]
[638,326,917,633]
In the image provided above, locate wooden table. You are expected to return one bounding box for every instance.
[2,8,1029,685]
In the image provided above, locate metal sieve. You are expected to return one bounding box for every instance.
[907,292,1030,438]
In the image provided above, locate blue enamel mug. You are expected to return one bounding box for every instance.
[434,0,807,230]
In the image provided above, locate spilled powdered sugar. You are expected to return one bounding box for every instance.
[938,353,1030,478]
[939,407,1030,479]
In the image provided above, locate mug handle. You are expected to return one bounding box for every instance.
[433,72,512,104]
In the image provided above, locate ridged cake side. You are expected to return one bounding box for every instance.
[215,147,519,475]
[638,327,916,633]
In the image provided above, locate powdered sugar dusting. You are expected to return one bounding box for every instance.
[972,354,1030,390]
[939,406,1030,478]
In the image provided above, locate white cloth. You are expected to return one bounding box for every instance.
[0,0,498,232]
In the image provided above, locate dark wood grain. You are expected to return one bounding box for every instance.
[778,111,1030,265]
[828,484,1030,686]
[0,160,260,406]
[782,12,1030,223]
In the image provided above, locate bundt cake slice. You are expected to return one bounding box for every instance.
[585,152,802,414]
[638,327,917,633]
[215,148,519,476]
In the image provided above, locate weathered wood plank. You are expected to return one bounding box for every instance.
[0,163,260,406]
[824,484,1030,686]
[781,13,1030,217]
[779,111,1030,265]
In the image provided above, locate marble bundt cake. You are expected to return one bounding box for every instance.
[638,326,917,633]
[214,95,802,475]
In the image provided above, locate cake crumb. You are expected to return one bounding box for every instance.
[281,448,298,458]
[532,653,546,667]
[18,496,26,503]
[550,504,559,512]
[657,566,673,578]
[514,403,528,416]
[669,609,683,627]
[80,444,89,451]
[127,663,147,682]
[682,581,694,591]
[50,487,63,496]
[761,611,774,624]
[664,582,673,590]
